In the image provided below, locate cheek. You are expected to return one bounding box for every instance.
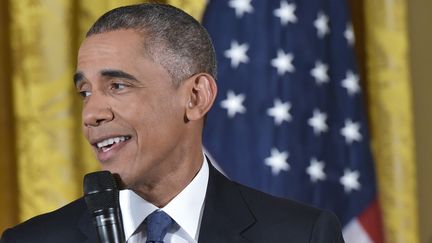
[144,93,183,124]
[82,125,90,140]
[120,88,185,136]
[134,99,184,144]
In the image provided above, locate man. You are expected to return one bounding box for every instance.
[1,3,345,243]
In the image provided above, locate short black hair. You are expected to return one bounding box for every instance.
[86,3,217,85]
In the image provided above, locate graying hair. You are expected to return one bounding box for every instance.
[86,3,217,86]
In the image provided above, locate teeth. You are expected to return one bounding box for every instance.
[97,136,128,149]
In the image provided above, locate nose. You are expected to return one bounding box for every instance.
[82,93,114,127]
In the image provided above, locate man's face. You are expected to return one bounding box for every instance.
[76,30,189,188]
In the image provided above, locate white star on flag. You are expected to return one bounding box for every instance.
[306,158,327,183]
[310,61,329,84]
[267,98,292,125]
[224,40,250,68]
[344,23,355,46]
[273,1,297,26]
[340,169,361,193]
[340,119,362,144]
[265,148,290,175]
[220,90,246,118]
[314,11,330,38]
[308,109,328,135]
[228,0,254,18]
[271,49,295,75]
[341,70,360,96]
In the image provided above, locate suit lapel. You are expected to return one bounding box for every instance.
[198,162,255,243]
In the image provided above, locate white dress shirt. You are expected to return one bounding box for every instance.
[119,156,209,243]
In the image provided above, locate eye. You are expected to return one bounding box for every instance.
[79,91,92,98]
[112,83,127,90]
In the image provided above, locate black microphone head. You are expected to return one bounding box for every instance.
[83,171,120,213]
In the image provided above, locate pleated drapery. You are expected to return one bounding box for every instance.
[364,0,419,242]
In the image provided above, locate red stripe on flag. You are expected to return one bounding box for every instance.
[358,199,385,243]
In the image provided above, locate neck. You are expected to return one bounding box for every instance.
[132,147,204,208]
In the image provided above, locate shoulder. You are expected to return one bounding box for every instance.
[208,163,337,226]
[236,182,323,223]
[1,198,89,243]
[235,182,345,242]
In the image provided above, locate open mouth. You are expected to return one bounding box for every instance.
[95,135,131,153]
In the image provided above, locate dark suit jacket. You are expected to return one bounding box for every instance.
[1,164,345,242]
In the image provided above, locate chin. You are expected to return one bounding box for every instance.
[98,165,129,189]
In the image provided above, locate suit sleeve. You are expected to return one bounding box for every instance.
[309,210,345,243]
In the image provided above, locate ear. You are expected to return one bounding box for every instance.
[185,73,217,121]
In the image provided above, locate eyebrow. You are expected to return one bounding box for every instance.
[73,72,84,86]
[73,69,139,87]
[100,69,138,82]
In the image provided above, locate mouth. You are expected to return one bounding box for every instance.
[92,135,132,161]
[95,135,131,151]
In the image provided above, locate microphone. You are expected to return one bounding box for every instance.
[83,171,125,243]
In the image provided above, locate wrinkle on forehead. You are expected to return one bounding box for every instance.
[77,30,144,78]
[79,30,141,59]
[77,29,180,86]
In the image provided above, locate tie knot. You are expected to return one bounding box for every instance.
[145,210,173,243]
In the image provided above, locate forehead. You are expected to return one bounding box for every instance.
[76,29,171,85]
[78,29,144,63]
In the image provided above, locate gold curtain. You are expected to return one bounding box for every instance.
[0,0,18,232]
[0,0,142,232]
[11,0,84,222]
[364,0,420,242]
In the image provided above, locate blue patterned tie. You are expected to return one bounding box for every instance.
[145,210,173,243]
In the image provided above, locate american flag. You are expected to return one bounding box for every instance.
[201,0,383,242]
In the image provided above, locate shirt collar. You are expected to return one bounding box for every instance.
[119,155,209,241]
[119,189,157,240]
[162,156,209,240]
